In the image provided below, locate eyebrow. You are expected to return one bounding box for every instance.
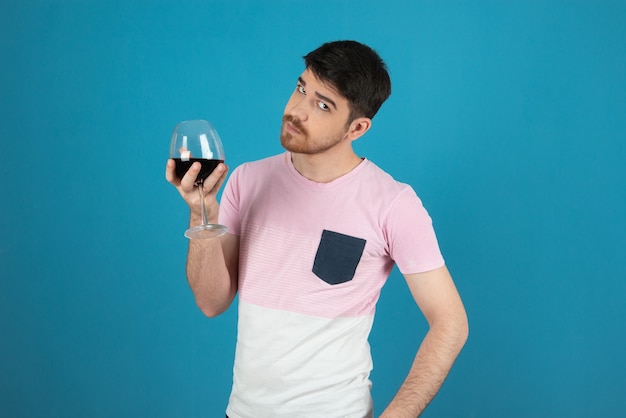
[298,76,338,110]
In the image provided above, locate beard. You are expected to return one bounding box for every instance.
[280,115,347,155]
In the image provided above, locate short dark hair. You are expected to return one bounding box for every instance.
[303,40,391,121]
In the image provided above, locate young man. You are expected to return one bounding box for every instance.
[166,40,468,418]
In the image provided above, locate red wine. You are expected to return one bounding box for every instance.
[173,158,224,183]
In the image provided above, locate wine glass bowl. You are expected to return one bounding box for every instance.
[169,119,227,239]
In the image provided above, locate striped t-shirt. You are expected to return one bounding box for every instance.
[220,152,444,418]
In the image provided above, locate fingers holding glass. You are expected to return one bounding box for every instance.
[169,120,227,239]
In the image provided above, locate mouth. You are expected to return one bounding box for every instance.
[283,115,305,136]
[285,121,301,135]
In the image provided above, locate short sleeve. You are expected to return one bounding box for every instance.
[218,165,242,236]
[384,187,445,274]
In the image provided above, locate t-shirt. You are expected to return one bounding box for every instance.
[219,152,444,418]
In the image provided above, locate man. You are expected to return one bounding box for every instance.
[166,40,468,418]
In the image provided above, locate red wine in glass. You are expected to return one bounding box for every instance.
[173,158,225,184]
[169,120,227,239]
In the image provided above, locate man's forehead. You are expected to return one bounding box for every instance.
[299,69,343,99]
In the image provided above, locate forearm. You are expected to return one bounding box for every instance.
[381,321,468,417]
[186,213,237,318]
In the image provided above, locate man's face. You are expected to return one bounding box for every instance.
[280,69,353,155]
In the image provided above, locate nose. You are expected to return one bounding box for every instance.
[286,95,308,121]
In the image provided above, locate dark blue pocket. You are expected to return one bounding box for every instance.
[312,230,366,285]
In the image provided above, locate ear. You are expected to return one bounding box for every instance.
[346,117,372,141]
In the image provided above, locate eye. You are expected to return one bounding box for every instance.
[297,84,306,94]
[317,101,329,111]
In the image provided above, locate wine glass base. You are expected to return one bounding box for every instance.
[184,224,227,239]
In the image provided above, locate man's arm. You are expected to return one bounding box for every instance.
[165,159,239,317]
[186,232,239,317]
[380,265,469,417]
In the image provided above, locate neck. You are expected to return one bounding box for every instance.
[290,149,363,183]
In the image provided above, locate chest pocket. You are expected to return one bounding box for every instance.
[312,230,366,285]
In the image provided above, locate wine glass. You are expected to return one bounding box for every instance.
[169,119,227,239]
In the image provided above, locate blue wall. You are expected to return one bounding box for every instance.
[1,1,625,416]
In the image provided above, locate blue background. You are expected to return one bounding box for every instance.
[1,1,625,417]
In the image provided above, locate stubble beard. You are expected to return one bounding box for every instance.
[280,115,347,155]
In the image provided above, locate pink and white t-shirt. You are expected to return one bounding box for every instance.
[219,152,444,418]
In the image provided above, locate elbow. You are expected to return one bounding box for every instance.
[198,304,226,318]
[452,306,470,346]
[196,299,229,318]
[434,311,469,351]
[455,310,470,349]
[188,280,236,319]
[458,315,470,347]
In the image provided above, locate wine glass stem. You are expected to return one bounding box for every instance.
[198,181,209,226]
